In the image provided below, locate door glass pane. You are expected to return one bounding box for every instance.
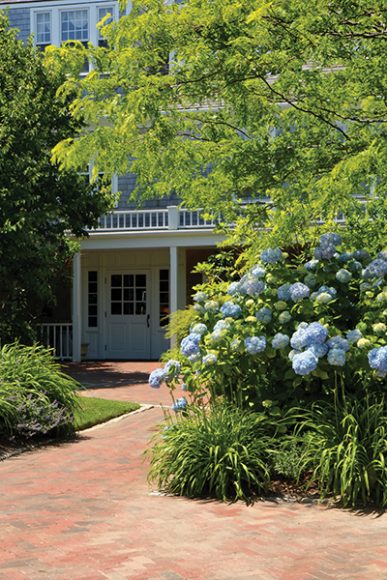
[111,274,121,287]
[111,302,121,315]
[123,274,133,286]
[123,303,134,315]
[136,303,146,315]
[136,274,146,287]
[111,288,121,301]
[123,288,133,301]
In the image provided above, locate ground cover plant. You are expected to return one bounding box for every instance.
[74,396,140,431]
[149,233,387,507]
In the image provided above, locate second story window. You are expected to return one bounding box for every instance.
[35,12,51,50]
[97,6,114,48]
[61,10,89,43]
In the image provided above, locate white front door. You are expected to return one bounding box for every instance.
[105,271,151,359]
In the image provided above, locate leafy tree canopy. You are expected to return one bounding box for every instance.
[0,13,114,341]
[52,0,386,250]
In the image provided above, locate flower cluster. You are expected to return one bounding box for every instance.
[220,301,242,318]
[172,397,187,412]
[368,346,387,377]
[289,283,310,302]
[181,333,201,358]
[362,257,387,279]
[256,306,272,324]
[272,333,290,349]
[314,232,342,260]
[261,247,283,264]
[245,336,266,355]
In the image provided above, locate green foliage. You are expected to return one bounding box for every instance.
[164,307,196,342]
[296,395,387,508]
[73,396,140,430]
[0,13,114,343]
[148,403,275,502]
[162,236,386,410]
[0,343,80,440]
[53,0,386,250]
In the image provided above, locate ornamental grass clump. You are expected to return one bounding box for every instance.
[295,396,387,508]
[148,404,273,502]
[0,343,80,440]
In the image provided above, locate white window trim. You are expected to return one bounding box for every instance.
[31,2,119,49]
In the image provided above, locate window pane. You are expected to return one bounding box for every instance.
[123,303,134,315]
[123,274,133,287]
[61,10,89,42]
[36,12,51,44]
[111,274,121,287]
[111,302,121,315]
[98,6,113,45]
[111,288,121,301]
[136,274,146,287]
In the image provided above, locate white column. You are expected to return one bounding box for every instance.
[169,246,178,348]
[72,252,82,362]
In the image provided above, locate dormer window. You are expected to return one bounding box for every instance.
[35,12,51,50]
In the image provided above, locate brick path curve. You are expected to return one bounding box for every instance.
[0,363,386,579]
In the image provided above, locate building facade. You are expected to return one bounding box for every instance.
[1,0,223,361]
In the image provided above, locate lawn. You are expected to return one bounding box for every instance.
[74,396,140,431]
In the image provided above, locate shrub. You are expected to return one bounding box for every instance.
[296,395,387,508]
[151,233,386,409]
[148,404,277,502]
[0,343,80,440]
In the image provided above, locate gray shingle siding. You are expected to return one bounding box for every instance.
[116,174,180,209]
[6,7,30,42]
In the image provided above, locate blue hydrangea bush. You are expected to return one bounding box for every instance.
[150,233,386,409]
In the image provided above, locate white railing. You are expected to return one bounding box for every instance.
[36,323,72,360]
[95,208,169,231]
[89,206,220,233]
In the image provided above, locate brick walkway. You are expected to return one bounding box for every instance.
[0,362,386,579]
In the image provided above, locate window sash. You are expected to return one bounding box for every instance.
[36,12,51,45]
[61,9,89,42]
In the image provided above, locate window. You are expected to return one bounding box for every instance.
[61,10,89,43]
[159,269,170,326]
[88,271,98,327]
[97,6,114,48]
[36,12,51,49]
[110,274,147,316]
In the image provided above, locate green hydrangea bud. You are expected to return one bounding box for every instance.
[274,300,288,311]
[245,299,255,308]
[372,323,387,337]
[357,338,371,349]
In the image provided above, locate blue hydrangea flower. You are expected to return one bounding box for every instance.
[193,304,204,314]
[368,346,387,374]
[164,359,181,378]
[261,247,283,264]
[289,283,310,302]
[288,349,299,361]
[210,329,225,344]
[314,232,342,260]
[213,319,231,332]
[245,336,266,355]
[277,283,291,301]
[327,336,350,352]
[337,252,353,263]
[180,333,201,357]
[230,338,241,351]
[220,302,242,318]
[193,291,207,303]
[256,307,272,324]
[278,311,292,324]
[292,350,318,375]
[239,275,266,296]
[227,281,240,295]
[191,323,208,335]
[172,397,187,412]
[149,368,167,389]
[336,269,352,283]
[305,259,319,271]
[203,353,217,366]
[188,353,201,363]
[250,265,266,278]
[362,258,387,279]
[327,349,346,366]
[272,333,290,349]
[308,343,329,358]
[290,322,328,350]
[346,329,362,344]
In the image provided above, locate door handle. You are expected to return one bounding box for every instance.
[147,314,150,328]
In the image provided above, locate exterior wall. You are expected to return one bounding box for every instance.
[7,7,30,40]
[80,248,186,359]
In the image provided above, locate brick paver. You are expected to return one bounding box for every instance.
[0,362,386,579]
